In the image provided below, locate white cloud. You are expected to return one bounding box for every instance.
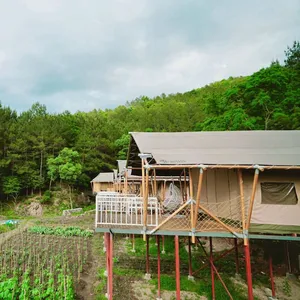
[0,0,299,113]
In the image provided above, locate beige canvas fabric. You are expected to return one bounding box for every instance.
[251,171,300,226]
[130,131,300,166]
[190,169,300,227]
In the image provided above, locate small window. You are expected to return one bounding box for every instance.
[261,182,298,205]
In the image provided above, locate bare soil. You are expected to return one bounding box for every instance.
[132,281,207,300]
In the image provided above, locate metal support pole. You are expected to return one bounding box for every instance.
[145,235,151,279]
[109,233,113,300]
[234,239,240,275]
[157,236,162,300]
[210,237,215,300]
[244,241,254,300]
[188,237,194,280]
[175,236,180,300]
[269,254,276,298]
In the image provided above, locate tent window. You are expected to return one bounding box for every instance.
[261,182,298,205]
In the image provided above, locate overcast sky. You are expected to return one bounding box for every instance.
[0,0,299,113]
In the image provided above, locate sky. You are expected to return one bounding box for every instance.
[0,0,299,113]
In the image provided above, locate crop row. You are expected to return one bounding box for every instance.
[28,225,93,237]
[0,230,92,299]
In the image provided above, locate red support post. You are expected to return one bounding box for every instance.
[210,237,215,300]
[234,239,240,274]
[188,237,194,279]
[146,235,150,276]
[109,233,113,300]
[157,235,162,300]
[269,254,276,298]
[175,236,181,300]
[105,233,110,298]
[244,242,254,300]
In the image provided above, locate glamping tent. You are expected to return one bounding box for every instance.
[128,130,300,235]
[116,159,189,196]
[96,130,300,300]
[91,172,115,193]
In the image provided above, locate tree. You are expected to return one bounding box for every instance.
[47,148,82,208]
[3,176,21,202]
[114,134,130,160]
[284,41,300,71]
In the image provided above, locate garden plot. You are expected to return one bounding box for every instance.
[0,227,92,299]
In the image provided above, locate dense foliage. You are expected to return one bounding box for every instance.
[0,42,299,200]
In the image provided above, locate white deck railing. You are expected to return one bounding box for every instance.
[95,193,160,228]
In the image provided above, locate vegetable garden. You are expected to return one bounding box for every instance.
[0,226,92,299]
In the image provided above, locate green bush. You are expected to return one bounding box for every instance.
[41,190,52,203]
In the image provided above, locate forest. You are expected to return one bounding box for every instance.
[0,41,299,201]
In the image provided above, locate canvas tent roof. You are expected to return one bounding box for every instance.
[128,131,300,168]
[91,172,114,183]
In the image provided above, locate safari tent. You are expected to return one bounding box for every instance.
[128,130,300,235]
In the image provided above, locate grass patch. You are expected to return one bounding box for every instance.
[150,274,247,300]
[114,267,143,277]
[95,268,107,300]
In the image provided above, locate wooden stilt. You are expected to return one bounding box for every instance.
[184,169,187,201]
[175,236,180,300]
[246,169,260,230]
[154,169,157,196]
[237,169,246,234]
[189,169,195,243]
[192,168,204,243]
[163,180,166,201]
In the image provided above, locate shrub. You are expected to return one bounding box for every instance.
[41,190,52,203]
